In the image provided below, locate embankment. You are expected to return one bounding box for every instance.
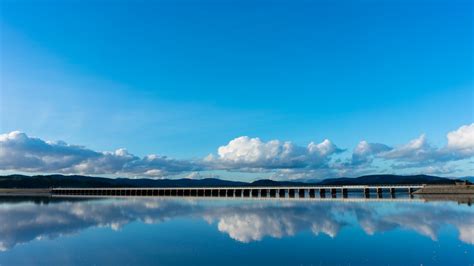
[0,189,52,196]
[414,185,474,194]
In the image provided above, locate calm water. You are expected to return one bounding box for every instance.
[0,196,472,266]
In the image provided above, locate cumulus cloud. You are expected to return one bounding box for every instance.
[1,122,473,178]
[207,136,343,171]
[376,123,474,168]
[381,134,435,161]
[336,123,474,175]
[446,123,474,155]
[207,123,473,178]
[0,131,200,177]
[351,141,392,166]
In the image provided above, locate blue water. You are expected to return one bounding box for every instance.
[0,197,472,266]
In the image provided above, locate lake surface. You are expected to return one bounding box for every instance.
[0,196,472,266]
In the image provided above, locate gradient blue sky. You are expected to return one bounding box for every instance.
[1,0,473,179]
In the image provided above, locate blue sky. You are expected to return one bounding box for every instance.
[1,0,473,180]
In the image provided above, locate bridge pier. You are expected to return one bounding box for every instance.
[279,189,286,198]
[389,188,395,198]
[235,189,242,197]
[341,188,348,198]
[251,189,259,197]
[289,189,295,198]
[376,188,382,198]
[320,189,326,198]
[299,189,306,198]
[363,188,370,198]
[219,189,226,197]
[270,189,277,198]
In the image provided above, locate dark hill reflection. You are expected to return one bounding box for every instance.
[0,197,473,253]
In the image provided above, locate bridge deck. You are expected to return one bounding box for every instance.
[52,185,424,191]
[51,185,423,200]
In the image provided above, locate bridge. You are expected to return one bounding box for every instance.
[52,185,424,199]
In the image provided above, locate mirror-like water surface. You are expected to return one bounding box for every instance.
[0,197,472,265]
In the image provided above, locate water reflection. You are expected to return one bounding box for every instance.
[0,197,473,251]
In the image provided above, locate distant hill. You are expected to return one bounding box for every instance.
[0,174,459,189]
[460,176,474,183]
[314,174,458,185]
[249,179,309,187]
[0,174,247,189]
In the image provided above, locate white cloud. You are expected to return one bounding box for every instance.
[351,141,391,165]
[446,123,474,155]
[1,123,473,178]
[208,136,343,171]
[0,131,200,177]
[375,123,474,168]
[307,139,339,157]
[185,172,202,179]
[382,134,433,161]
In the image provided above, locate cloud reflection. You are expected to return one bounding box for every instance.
[206,204,344,242]
[0,198,472,251]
